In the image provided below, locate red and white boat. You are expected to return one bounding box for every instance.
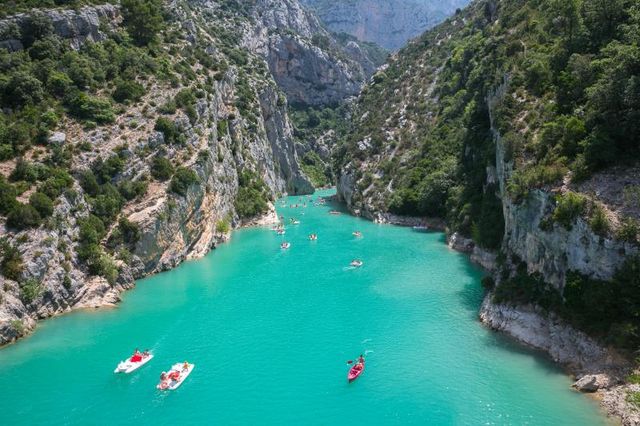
[114,351,153,374]
[348,358,365,382]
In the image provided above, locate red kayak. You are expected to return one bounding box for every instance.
[348,360,365,382]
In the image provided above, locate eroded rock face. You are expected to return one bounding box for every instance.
[301,0,469,50]
[479,297,629,374]
[489,82,638,288]
[0,4,121,51]
[500,189,638,287]
[245,0,375,106]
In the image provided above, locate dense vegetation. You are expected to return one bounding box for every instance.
[234,170,270,219]
[336,0,640,250]
[289,103,350,187]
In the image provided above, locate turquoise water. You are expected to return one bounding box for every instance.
[0,189,605,425]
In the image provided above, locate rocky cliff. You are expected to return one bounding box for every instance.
[0,4,120,51]
[243,0,379,106]
[0,0,334,345]
[301,0,469,50]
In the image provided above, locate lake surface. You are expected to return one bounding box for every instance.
[0,189,606,425]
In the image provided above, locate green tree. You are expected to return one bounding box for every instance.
[29,191,54,218]
[150,156,173,181]
[0,239,24,281]
[121,0,165,46]
[6,204,42,230]
[169,167,199,196]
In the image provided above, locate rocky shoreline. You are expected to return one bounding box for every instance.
[479,296,639,425]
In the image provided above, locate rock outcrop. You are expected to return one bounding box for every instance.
[244,0,378,106]
[0,4,121,51]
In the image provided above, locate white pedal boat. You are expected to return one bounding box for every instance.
[114,353,154,374]
[157,363,195,390]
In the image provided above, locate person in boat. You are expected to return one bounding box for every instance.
[183,361,189,370]
[131,348,143,362]
[358,354,364,364]
[160,372,167,380]
[143,349,150,357]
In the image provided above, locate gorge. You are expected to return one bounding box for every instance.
[1,0,639,424]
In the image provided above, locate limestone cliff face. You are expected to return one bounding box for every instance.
[488,80,639,288]
[301,0,469,50]
[244,0,377,106]
[0,4,121,51]
[0,0,316,345]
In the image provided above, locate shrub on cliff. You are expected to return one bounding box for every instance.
[616,218,639,245]
[20,278,42,303]
[65,91,115,124]
[563,256,640,350]
[112,79,146,104]
[29,191,54,218]
[117,179,148,201]
[154,118,182,145]
[150,156,174,181]
[6,204,42,230]
[107,217,140,251]
[216,219,230,234]
[588,205,610,237]
[552,192,587,230]
[0,177,18,215]
[0,239,24,281]
[91,184,124,225]
[169,167,199,196]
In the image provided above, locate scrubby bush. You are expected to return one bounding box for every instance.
[65,91,115,124]
[154,117,182,145]
[117,179,148,201]
[107,217,141,250]
[552,192,587,230]
[121,0,165,46]
[0,239,24,281]
[92,184,124,225]
[216,219,230,234]
[93,155,125,184]
[589,205,610,236]
[112,79,146,103]
[150,156,173,181]
[20,278,42,303]
[169,167,199,196]
[29,191,54,218]
[39,169,73,199]
[0,177,18,214]
[617,218,639,244]
[6,204,42,230]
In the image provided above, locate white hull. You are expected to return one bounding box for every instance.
[157,363,194,390]
[114,354,154,374]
